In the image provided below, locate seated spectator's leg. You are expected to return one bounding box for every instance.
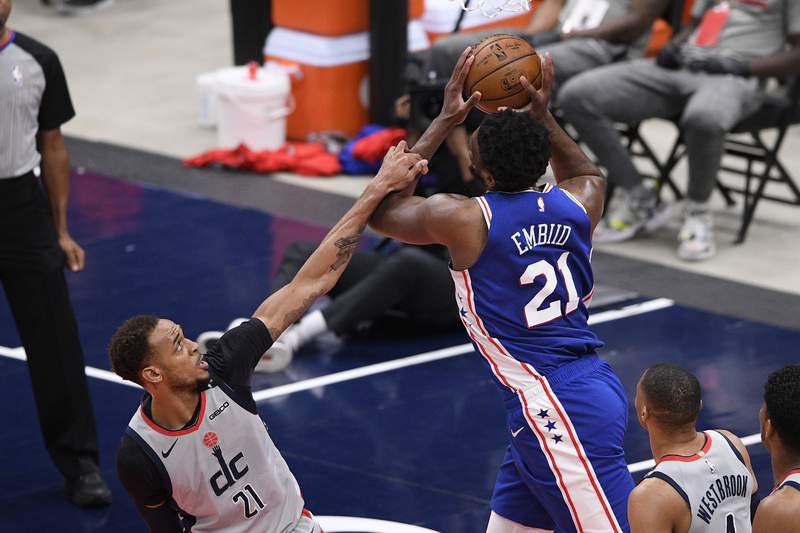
[387,247,461,332]
[271,241,382,299]
[676,75,763,261]
[541,38,627,89]
[559,59,685,242]
[321,246,427,336]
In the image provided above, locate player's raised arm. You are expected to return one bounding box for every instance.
[253,143,427,341]
[370,47,483,254]
[519,53,606,232]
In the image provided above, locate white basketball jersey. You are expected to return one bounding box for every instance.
[127,382,304,532]
[646,430,754,533]
[776,469,800,493]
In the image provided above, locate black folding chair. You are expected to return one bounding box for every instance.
[652,77,800,243]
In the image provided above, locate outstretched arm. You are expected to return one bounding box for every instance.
[253,143,427,340]
[518,54,605,232]
[370,47,483,254]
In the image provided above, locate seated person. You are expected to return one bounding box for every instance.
[560,0,800,260]
[628,363,757,533]
[753,365,800,533]
[409,0,670,189]
[199,168,483,373]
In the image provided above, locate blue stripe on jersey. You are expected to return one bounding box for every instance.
[460,187,603,390]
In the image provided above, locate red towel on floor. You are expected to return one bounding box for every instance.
[183,143,341,176]
[351,128,407,164]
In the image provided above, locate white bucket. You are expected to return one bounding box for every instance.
[215,63,292,151]
[195,71,219,127]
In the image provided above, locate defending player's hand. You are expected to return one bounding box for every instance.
[374,140,429,193]
[520,52,555,122]
[440,47,482,125]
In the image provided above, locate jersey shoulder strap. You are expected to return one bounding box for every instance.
[644,470,691,510]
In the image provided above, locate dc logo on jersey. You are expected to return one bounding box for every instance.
[203,432,250,496]
[538,198,545,212]
[11,65,23,86]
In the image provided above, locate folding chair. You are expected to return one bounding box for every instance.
[654,76,800,243]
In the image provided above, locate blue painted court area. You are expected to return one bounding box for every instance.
[0,173,796,532]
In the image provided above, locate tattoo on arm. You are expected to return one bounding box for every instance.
[329,234,360,272]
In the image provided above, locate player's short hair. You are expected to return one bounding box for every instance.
[477,109,550,193]
[641,363,702,428]
[764,365,800,455]
[108,315,159,385]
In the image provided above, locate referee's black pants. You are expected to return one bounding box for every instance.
[0,172,99,481]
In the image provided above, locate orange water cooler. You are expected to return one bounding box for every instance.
[266,0,427,140]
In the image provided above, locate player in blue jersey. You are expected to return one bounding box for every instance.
[370,48,633,533]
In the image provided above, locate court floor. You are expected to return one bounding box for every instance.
[0,172,797,532]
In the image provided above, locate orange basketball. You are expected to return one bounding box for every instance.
[465,34,542,114]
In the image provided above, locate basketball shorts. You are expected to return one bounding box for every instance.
[491,355,634,533]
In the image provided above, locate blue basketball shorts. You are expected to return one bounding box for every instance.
[491,355,634,533]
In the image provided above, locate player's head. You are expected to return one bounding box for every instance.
[109,315,208,390]
[636,364,702,433]
[469,108,551,192]
[760,365,800,458]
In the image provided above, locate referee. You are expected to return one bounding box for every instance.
[0,0,111,506]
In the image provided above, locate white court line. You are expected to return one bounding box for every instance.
[628,432,764,473]
[252,298,675,402]
[0,345,140,389]
[0,298,675,398]
[0,298,765,472]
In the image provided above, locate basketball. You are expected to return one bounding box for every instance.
[465,34,542,113]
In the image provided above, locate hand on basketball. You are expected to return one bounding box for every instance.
[520,52,554,122]
[440,47,482,125]
[375,140,428,192]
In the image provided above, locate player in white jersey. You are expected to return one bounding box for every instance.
[108,145,428,532]
[754,365,800,533]
[628,364,757,533]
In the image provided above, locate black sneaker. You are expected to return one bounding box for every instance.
[65,471,112,507]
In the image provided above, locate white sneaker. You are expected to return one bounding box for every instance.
[255,338,294,373]
[677,205,716,261]
[593,185,658,244]
[197,330,224,354]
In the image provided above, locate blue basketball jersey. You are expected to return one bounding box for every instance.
[451,184,604,400]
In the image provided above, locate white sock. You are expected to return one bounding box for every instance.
[279,310,328,352]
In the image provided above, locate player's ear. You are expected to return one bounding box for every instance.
[140,365,163,386]
[638,405,648,428]
[482,170,496,190]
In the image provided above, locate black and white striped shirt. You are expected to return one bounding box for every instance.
[0,30,74,179]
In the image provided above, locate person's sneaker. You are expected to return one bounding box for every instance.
[594,185,658,244]
[197,330,224,354]
[65,471,112,507]
[54,0,115,16]
[255,337,294,373]
[677,205,716,261]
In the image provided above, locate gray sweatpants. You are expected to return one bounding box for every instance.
[559,58,764,203]
[422,29,627,89]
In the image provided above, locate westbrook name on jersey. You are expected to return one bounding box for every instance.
[647,430,755,533]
